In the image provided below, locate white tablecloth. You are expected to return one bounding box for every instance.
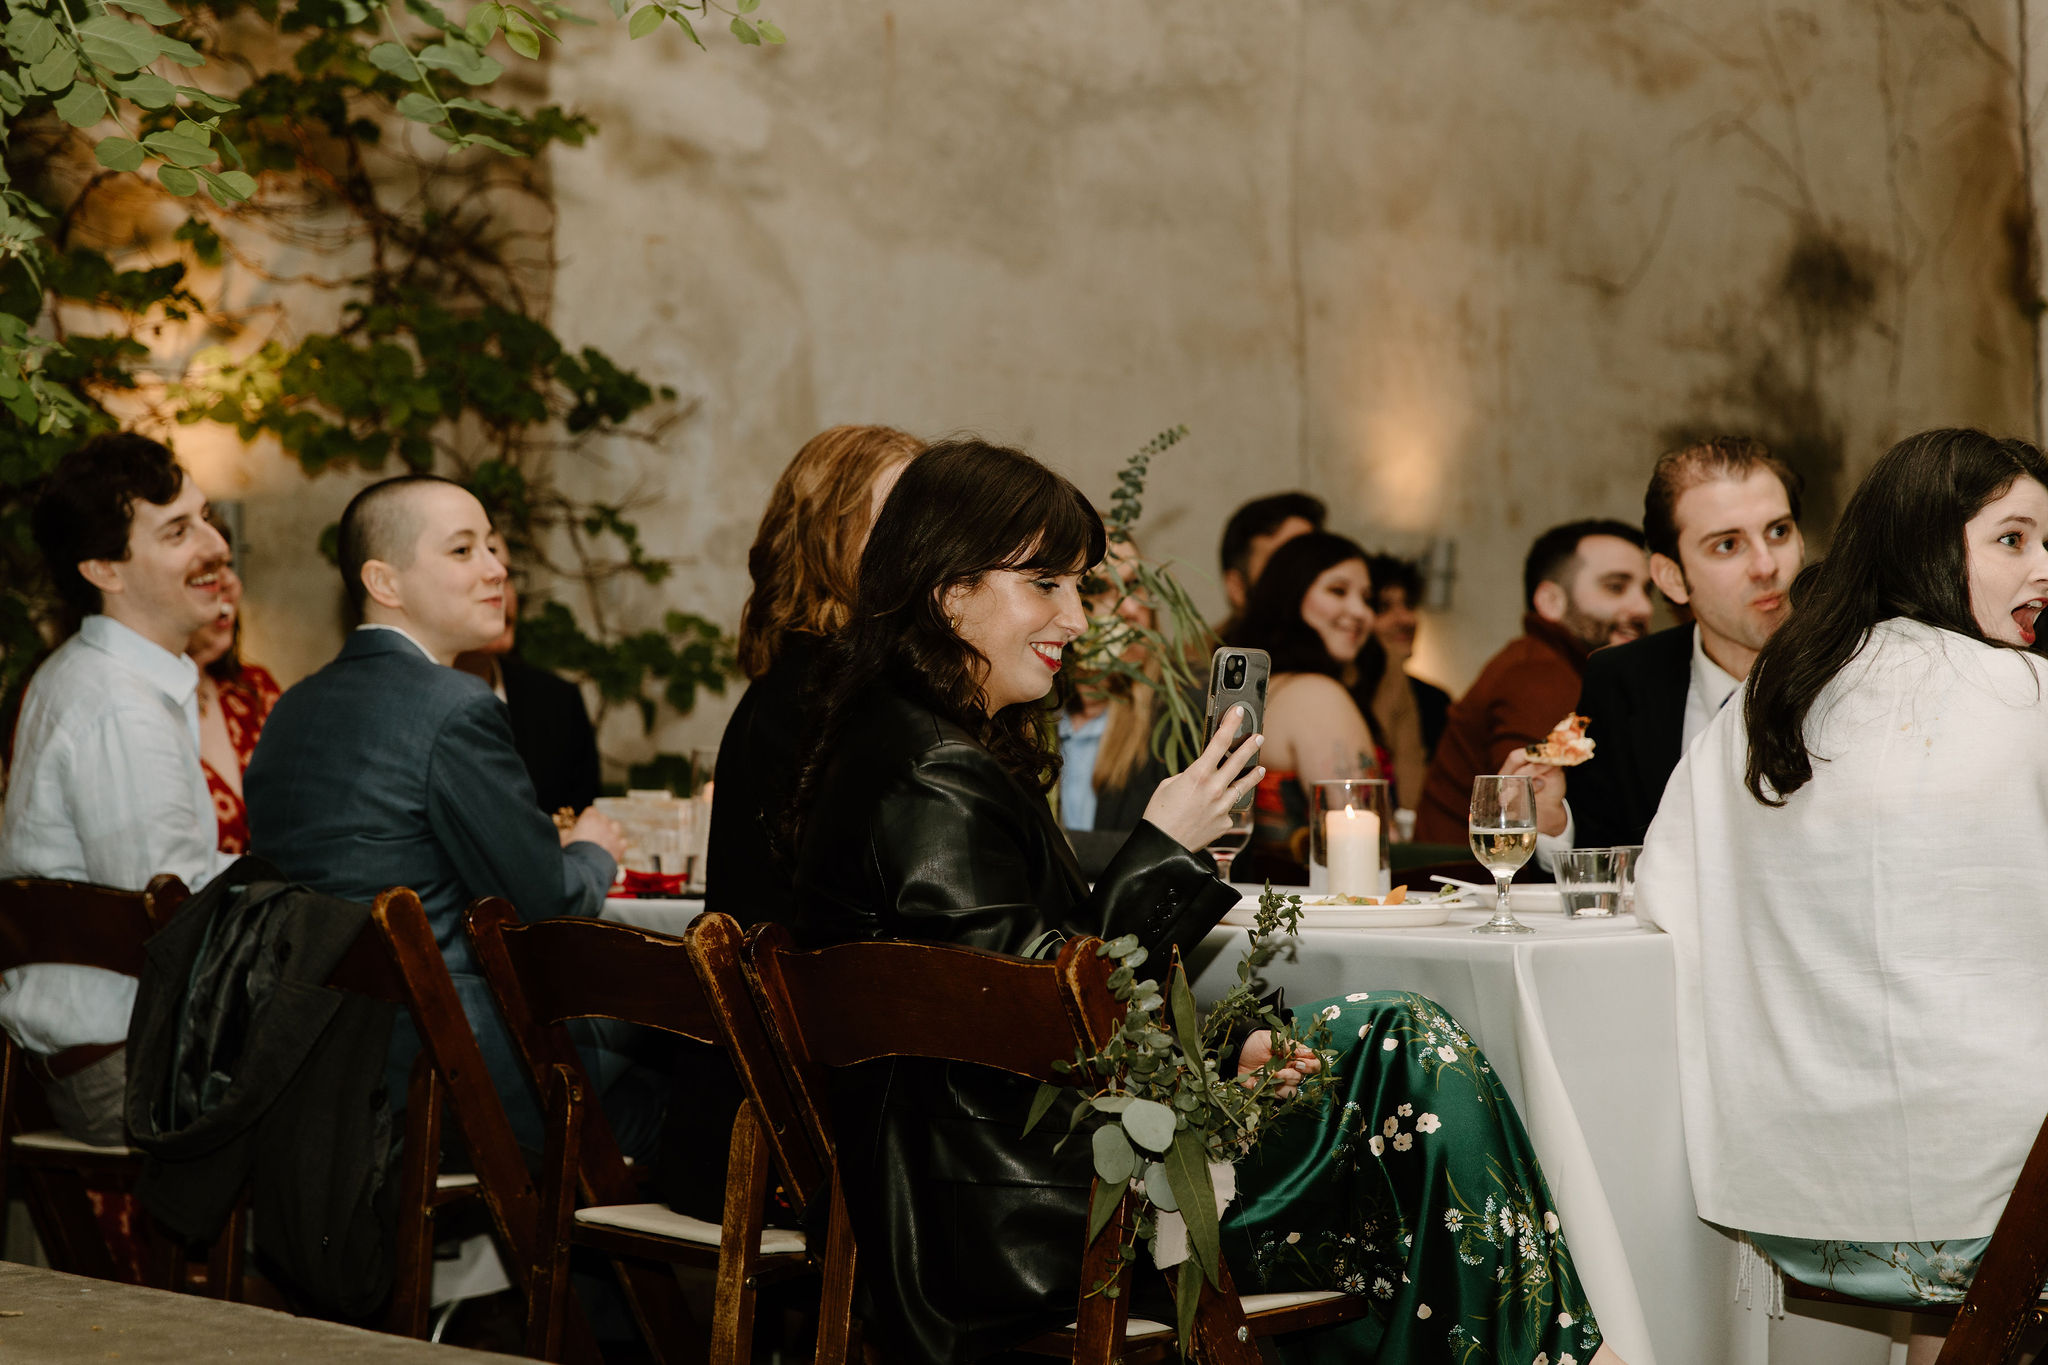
[613,891,1913,1363]
[601,895,703,937]
[1185,903,1913,1365]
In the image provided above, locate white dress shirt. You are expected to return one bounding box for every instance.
[1680,624,1743,749]
[1638,618,2048,1238]
[0,616,236,1052]
[355,622,440,663]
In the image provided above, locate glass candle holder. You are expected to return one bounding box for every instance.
[1309,779,1393,897]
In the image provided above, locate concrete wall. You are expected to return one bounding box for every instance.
[206,0,2038,776]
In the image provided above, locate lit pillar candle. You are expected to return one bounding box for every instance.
[1325,805,1381,896]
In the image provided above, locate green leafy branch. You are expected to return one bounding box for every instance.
[1067,424,1217,773]
[0,0,772,744]
[619,0,781,50]
[1023,886,1337,1353]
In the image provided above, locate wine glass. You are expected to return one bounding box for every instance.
[1206,806,1254,884]
[1468,774,1537,935]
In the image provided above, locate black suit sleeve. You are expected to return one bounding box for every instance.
[1566,657,1631,851]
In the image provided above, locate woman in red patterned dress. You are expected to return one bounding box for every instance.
[185,560,280,854]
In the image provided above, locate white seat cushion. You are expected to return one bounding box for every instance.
[1063,1317,1174,1337]
[10,1129,135,1157]
[1063,1290,1349,1338]
[436,1172,479,1191]
[1243,1290,1351,1314]
[572,1202,806,1256]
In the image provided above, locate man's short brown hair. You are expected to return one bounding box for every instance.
[1643,437,1803,562]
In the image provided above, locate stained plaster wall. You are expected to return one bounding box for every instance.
[201,0,2039,775]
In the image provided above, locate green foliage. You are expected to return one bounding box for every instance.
[0,0,774,740]
[1027,887,1338,1353]
[1066,425,1216,773]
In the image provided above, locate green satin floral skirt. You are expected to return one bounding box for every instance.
[1220,991,1603,1365]
[1749,1232,1997,1307]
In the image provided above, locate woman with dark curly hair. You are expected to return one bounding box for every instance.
[793,441,1618,1365]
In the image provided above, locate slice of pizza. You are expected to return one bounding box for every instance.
[1523,713,1595,767]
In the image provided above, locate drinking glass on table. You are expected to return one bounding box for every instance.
[1553,846,1618,919]
[1611,844,1643,914]
[1469,774,1537,935]
[1206,806,1254,884]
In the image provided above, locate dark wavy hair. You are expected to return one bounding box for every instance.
[795,439,1106,829]
[1227,531,1371,677]
[1745,427,2048,805]
[32,431,185,629]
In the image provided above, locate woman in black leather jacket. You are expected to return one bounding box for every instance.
[793,441,1624,1365]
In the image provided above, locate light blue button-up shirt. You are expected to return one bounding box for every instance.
[1057,709,1110,831]
[0,616,236,1052]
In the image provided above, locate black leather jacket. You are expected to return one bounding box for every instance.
[793,679,1238,1364]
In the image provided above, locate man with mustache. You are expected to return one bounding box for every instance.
[1564,437,1805,852]
[1413,520,1653,845]
[247,474,651,1156]
[0,433,235,1144]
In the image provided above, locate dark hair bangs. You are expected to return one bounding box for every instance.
[992,475,1105,579]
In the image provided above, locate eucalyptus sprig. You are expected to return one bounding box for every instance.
[1023,884,1338,1353]
[1067,425,1217,774]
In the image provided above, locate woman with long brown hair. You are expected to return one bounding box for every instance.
[705,423,924,924]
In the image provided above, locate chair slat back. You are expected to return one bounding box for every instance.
[0,876,189,977]
[475,908,721,1044]
[464,897,716,1208]
[748,928,1095,1078]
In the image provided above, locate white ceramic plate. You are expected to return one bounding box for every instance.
[1430,883,1566,914]
[1222,897,1454,930]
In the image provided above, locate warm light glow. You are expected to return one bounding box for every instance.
[1349,377,1470,533]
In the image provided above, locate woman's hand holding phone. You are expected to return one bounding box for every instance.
[1142,705,1264,852]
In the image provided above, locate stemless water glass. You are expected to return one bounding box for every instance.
[1553,846,1618,919]
[1468,774,1537,935]
[1611,844,1643,915]
[1206,807,1254,884]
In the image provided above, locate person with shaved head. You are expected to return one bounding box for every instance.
[246,474,662,1157]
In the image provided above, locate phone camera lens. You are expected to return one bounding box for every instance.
[1225,657,1246,688]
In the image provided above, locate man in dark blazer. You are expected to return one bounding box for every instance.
[1564,438,1805,851]
[246,474,654,1155]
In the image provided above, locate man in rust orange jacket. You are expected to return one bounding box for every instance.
[1413,520,1652,845]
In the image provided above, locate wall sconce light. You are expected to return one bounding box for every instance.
[1420,535,1456,611]
[212,498,246,575]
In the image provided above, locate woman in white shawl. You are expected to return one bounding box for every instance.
[1638,428,2048,1361]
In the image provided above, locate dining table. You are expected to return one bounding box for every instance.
[602,888,1919,1365]
[1184,891,1915,1365]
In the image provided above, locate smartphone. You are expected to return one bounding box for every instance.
[1204,646,1270,812]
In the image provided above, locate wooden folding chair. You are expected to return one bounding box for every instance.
[464,897,807,1364]
[723,915,1367,1365]
[0,875,219,1291]
[1781,1109,2048,1364]
[351,887,615,1361]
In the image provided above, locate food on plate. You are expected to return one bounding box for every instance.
[1523,713,1595,767]
[1311,886,1410,907]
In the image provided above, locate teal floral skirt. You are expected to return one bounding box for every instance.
[1222,992,1603,1365]
[1750,1232,1999,1308]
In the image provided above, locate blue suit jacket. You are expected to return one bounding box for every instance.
[245,629,615,1143]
